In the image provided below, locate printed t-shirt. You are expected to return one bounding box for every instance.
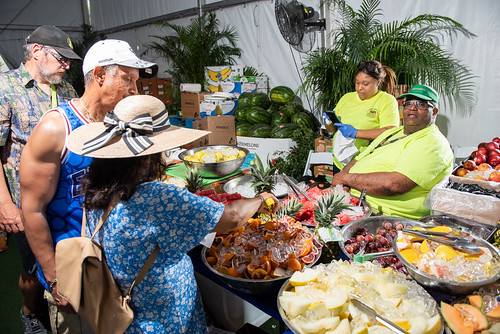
[349,125,453,219]
[333,90,399,169]
[0,63,77,205]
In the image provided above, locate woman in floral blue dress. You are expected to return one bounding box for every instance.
[66,95,277,333]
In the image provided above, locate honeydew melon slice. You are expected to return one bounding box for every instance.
[423,314,442,334]
[279,295,311,318]
[290,268,318,286]
[325,318,351,334]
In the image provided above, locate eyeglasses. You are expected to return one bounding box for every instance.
[402,100,433,110]
[43,47,71,66]
[357,61,379,74]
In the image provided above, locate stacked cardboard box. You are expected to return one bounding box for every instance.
[180,92,210,119]
[188,116,237,148]
[137,77,173,105]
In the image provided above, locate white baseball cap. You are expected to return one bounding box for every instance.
[82,39,158,78]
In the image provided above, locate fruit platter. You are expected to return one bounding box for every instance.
[442,283,500,334]
[202,215,322,294]
[393,225,500,295]
[278,260,443,334]
[339,216,419,275]
[278,185,371,227]
[178,145,250,178]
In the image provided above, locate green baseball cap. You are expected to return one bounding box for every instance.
[398,84,439,104]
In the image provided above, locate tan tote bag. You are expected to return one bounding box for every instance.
[56,197,160,334]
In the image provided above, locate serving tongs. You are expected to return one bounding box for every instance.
[282,173,312,201]
[353,249,394,263]
[402,229,482,255]
[350,296,406,334]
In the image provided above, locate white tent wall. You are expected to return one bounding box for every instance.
[0,0,498,150]
[0,0,85,68]
[338,0,500,153]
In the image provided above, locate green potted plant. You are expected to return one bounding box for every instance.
[302,0,477,115]
[144,12,242,108]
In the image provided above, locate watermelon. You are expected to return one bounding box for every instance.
[270,111,289,127]
[270,86,295,103]
[235,122,252,136]
[233,105,252,122]
[246,107,272,124]
[280,102,304,118]
[248,92,271,109]
[238,92,253,106]
[270,123,300,138]
[292,111,316,132]
[248,123,272,138]
[267,102,282,113]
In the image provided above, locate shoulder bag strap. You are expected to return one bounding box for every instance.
[82,195,161,300]
[126,244,161,299]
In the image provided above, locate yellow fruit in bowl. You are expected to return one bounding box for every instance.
[435,245,457,261]
[400,248,420,264]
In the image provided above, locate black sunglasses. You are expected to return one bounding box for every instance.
[43,47,71,65]
[357,61,379,74]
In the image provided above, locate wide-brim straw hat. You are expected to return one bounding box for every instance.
[66,95,210,158]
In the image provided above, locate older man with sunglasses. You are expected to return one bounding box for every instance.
[0,25,81,334]
[331,85,453,219]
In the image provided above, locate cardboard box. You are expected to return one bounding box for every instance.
[138,77,173,105]
[205,65,244,92]
[315,137,333,153]
[220,80,256,98]
[255,76,269,94]
[236,136,296,169]
[181,92,209,119]
[314,165,335,182]
[191,116,237,147]
[200,99,237,117]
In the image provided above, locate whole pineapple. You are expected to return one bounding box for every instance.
[249,154,276,194]
[185,166,204,193]
[313,191,353,262]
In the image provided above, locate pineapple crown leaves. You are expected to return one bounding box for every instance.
[313,190,353,228]
[277,197,304,219]
[185,166,204,193]
[249,154,277,193]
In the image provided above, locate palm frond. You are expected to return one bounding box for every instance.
[303,0,477,116]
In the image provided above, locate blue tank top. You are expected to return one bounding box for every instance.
[38,99,93,289]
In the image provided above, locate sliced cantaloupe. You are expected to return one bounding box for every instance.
[467,295,483,309]
[427,225,452,233]
[399,248,420,264]
[441,301,474,334]
[454,303,488,331]
[486,305,500,318]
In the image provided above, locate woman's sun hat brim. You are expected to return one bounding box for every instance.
[66,123,210,158]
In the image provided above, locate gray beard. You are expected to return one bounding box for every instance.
[39,58,63,85]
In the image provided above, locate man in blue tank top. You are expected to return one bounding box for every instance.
[19,40,157,333]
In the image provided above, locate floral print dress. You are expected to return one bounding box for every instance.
[85,181,224,333]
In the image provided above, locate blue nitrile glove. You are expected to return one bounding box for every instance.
[335,123,358,138]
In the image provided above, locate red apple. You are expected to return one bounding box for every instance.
[477,147,488,155]
[470,150,478,159]
[489,149,500,157]
[488,171,500,182]
[493,137,500,144]
[473,154,488,165]
[486,141,500,152]
[489,155,500,167]
[463,160,477,171]
[478,142,488,149]
[496,164,500,171]
[478,163,493,171]
[455,167,469,177]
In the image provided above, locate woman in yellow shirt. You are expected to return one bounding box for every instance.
[331,60,400,170]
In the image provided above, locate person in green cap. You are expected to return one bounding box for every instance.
[330,84,453,219]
